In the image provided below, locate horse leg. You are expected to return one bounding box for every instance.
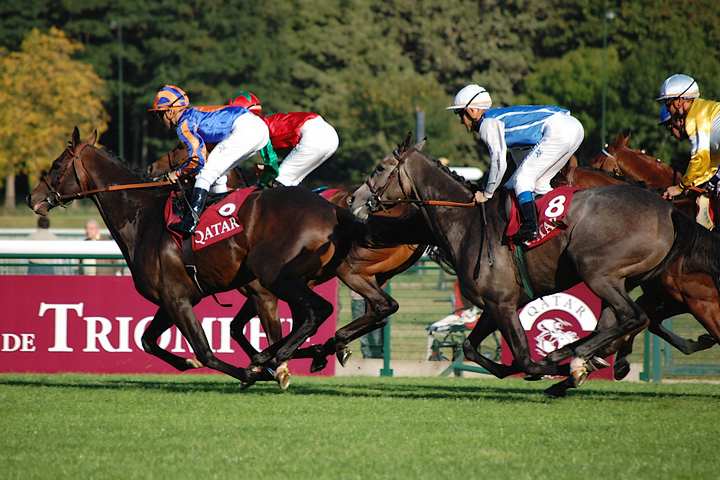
[164,298,249,383]
[229,294,262,359]
[250,280,333,383]
[308,270,399,372]
[141,307,204,371]
[490,301,565,377]
[462,309,520,379]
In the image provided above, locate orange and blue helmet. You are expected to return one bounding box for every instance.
[149,85,190,111]
[228,90,262,112]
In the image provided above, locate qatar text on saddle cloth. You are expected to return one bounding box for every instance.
[164,187,341,251]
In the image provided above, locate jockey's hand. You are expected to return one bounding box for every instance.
[254,164,265,178]
[474,191,489,204]
[165,170,180,184]
[663,185,684,200]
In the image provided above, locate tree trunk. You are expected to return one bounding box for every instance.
[4,173,15,210]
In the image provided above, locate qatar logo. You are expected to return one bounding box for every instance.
[218,203,236,217]
[518,291,598,360]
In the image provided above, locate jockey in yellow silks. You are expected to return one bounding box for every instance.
[659,74,720,200]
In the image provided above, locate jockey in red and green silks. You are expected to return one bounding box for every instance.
[229,90,340,186]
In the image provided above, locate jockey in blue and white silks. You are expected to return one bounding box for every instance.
[448,84,584,242]
[149,84,270,235]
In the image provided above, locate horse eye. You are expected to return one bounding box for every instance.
[376,166,385,173]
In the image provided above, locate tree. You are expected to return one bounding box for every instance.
[0,28,108,208]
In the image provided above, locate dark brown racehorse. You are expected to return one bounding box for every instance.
[146,144,428,376]
[28,127,361,387]
[350,141,720,393]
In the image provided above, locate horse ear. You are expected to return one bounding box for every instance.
[72,127,81,147]
[612,132,625,147]
[87,129,98,146]
[415,137,427,151]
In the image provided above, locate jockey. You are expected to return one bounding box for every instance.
[448,84,584,242]
[228,91,339,186]
[149,85,270,234]
[658,74,720,200]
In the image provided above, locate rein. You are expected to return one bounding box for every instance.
[379,198,476,208]
[42,144,172,207]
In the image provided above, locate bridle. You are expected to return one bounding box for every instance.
[40,144,171,209]
[364,149,476,214]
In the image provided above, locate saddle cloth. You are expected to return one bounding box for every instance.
[506,186,582,249]
[164,186,257,251]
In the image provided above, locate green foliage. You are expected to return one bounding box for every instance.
[0,28,108,179]
[1,0,720,183]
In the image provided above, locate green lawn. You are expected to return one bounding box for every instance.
[1,374,718,479]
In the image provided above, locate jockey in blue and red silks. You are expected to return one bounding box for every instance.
[149,85,270,235]
[448,84,585,243]
[228,91,340,187]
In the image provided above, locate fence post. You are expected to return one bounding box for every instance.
[379,283,394,377]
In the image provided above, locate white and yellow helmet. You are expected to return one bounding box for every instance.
[447,84,492,111]
[656,74,700,101]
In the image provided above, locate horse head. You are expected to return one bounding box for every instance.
[350,137,426,222]
[28,127,101,215]
[589,132,674,188]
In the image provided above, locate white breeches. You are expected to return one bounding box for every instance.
[276,117,339,186]
[505,113,584,195]
[195,113,270,193]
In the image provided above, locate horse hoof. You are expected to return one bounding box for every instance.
[523,374,543,381]
[336,348,352,367]
[570,357,589,387]
[310,357,328,373]
[589,356,610,370]
[275,368,291,391]
[240,380,255,390]
[613,360,630,381]
[185,357,203,369]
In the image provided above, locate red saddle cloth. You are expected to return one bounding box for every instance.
[506,186,582,249]
[164,187,257,251]
[319,188,341,201]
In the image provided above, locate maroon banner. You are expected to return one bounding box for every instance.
[0,275,337,376]
[501,283,614,380]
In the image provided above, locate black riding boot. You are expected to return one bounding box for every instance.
[171,187,208,235]
[515,200,539,243]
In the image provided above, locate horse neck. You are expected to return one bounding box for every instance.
[404,153,486,268]
[616,148,674,187]
[82,148,165,263]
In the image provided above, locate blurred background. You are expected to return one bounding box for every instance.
[2,0,720,214]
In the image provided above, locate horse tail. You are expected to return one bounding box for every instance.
[663,209,720,291]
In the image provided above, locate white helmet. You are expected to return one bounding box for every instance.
[447,84,492,111]
[656,74,700,101]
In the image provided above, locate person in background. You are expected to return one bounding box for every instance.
[80,219,102,275]
[27,216,58,275]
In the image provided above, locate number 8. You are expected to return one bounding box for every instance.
[544,195,566,218]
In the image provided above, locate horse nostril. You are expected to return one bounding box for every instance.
[347,196,353,206]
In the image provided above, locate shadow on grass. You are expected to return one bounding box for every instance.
[0,375,718,403]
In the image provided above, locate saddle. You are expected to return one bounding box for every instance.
[164,187,257,251]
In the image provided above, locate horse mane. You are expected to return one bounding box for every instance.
[397,146,477,192]
[90,144,153,181]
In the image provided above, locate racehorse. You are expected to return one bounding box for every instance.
[589,133,682,189]
[146,144,429,378]
[28,127,360,387]
[349,140,720,389]
[575,140,720,377]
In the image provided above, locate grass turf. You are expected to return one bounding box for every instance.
[1,374,718,479]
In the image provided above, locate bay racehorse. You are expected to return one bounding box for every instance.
[349,141,720,390]
[28,127,362,387]
[146,143,429,377]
